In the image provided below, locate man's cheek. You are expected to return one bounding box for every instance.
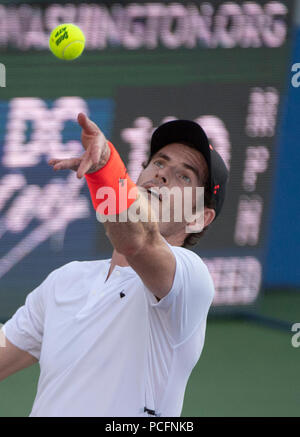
[163,193,178,223]
[136,167,150,185]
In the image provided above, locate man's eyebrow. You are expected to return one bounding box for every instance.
[182,163,199,180]
[155,152,170,161]
[154,152,201,182]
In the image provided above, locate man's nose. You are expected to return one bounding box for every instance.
[155,170,168,185]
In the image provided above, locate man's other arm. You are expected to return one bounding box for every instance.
[0,331,37,382]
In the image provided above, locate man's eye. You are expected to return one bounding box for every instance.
[181,174,191,183]
[154,160,164,168]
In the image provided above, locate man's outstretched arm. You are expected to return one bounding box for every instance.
[49,113,176,299]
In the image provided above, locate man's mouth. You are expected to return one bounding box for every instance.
[146,187,162,202]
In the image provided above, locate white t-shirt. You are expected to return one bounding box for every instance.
[3,244,214,417]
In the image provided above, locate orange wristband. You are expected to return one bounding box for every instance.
[85,141,138,215]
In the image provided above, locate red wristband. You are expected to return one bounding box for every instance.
[85,141,138,215]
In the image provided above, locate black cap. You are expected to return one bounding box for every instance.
[150,119,229,220]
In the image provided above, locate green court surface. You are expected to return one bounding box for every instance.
[0,291,299,417]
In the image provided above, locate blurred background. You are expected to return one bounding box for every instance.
[0,0,299,417]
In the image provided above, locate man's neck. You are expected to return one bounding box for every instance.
[107,233,183,280]
[105,250,128,281]
[111,250,130,268]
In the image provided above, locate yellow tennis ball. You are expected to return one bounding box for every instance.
[49,23,85,60]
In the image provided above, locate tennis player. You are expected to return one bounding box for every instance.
[0,114,228,417]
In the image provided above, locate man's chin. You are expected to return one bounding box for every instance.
[157,220,183,236]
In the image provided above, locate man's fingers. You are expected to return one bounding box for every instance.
[49,158,81,171]
[90,143,101,166]
[52,114,106,178]
[77,113,99,136]
[48,159,61,166]
[77,152,93,179]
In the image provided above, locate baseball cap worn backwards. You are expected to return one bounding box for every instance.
[150,120,229,220]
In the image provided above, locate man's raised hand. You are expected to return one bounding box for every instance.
[48,113,111,178]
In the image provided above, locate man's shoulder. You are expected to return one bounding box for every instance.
[49,259,110,281]
[167,244,215,298]
[43,259,111,304]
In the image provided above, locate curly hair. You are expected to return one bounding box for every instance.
[141,146,216,249]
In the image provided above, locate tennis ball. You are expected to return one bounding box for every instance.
[49,23,85,60]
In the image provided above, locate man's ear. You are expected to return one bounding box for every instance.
[204,207,216,227]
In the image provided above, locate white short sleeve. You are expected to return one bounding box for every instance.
[3,270,57,360]
[147,246,215,346]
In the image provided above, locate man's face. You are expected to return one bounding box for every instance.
[136,143,209,238]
